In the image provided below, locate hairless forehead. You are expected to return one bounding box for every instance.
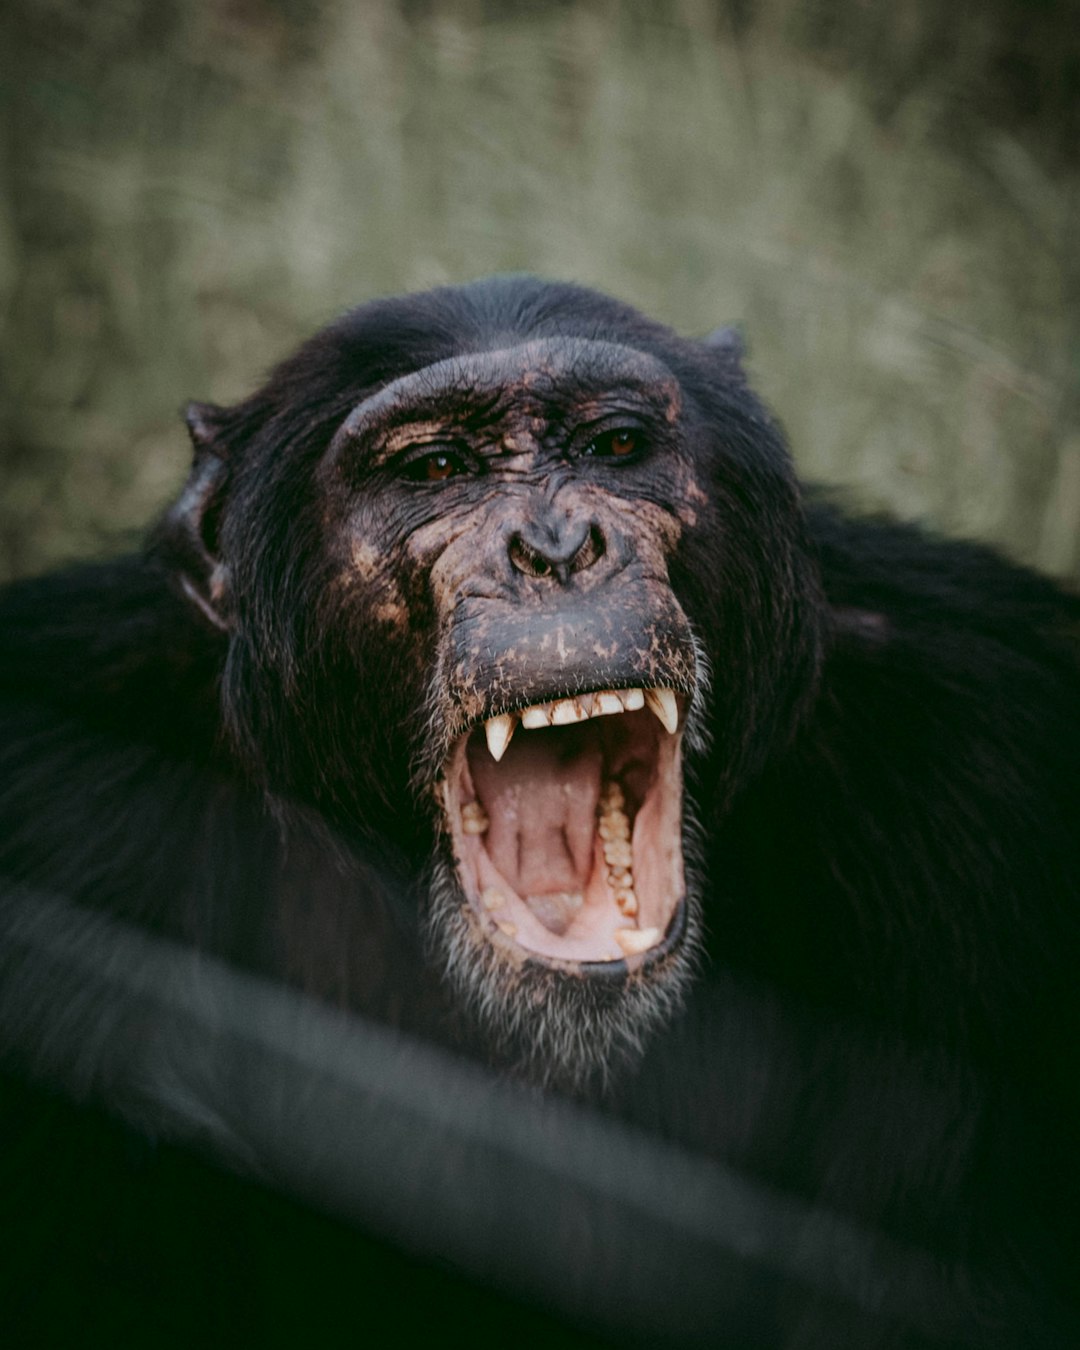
[330,338,682,454]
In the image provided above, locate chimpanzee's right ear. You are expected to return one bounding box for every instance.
[701,325,746,376]
[183,400,225,454]
[157,401,234,632]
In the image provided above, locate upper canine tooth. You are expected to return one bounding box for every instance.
[521,705,552,729]
[484,713,516,762]
[551,698,585,726]
[621,688,645,711]
[644,687,679,734]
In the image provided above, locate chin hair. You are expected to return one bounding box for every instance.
[423,854,701,1094]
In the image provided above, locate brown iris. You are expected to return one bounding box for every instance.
[404,449,464,482]
[586,428,641,458]
[425,453,457,481]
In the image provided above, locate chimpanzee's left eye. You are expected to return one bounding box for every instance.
[583,428,645,459]
[403,449,467,482]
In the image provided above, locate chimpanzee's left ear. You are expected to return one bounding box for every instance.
[701,325,746,376]
[157,401,234,632]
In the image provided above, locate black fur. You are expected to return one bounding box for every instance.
[2,276,1079,1346]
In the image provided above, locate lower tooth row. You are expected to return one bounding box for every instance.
[598,781,637,916]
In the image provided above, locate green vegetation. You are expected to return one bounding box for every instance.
[1,0,1077,580]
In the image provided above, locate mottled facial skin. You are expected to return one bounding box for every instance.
[166,278,823,1087]
[314,339,705,1080]
[320,339,699,744]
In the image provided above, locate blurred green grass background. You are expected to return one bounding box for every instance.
[1,0,1078,582]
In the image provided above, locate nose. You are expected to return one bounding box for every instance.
[507,513,607,583]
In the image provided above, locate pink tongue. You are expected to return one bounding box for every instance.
[470,730,602,897]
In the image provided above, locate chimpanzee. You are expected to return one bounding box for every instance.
[1,276,1078,1346]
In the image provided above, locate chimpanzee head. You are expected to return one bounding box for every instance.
[160,276,823,1083]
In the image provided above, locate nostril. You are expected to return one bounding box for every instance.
[508,519,606,581]
[569,523,606,575]
[508,533,552,578]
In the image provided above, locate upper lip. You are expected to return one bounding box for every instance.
[479,685,682,762]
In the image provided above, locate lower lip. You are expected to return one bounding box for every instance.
[519,896,687,979]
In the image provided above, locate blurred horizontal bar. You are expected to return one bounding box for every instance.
[0,884,1065,1347]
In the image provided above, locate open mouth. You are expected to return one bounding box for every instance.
[442,687,687,970]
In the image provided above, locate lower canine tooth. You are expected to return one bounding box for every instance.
[615,926,660,956]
